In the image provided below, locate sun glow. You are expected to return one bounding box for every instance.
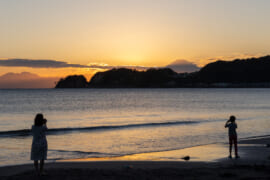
[1,0,270,88]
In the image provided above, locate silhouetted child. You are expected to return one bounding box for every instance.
[31,113,48,175]
[225,115,239,159]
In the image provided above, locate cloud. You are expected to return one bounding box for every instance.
[0,58,200,73]
[0,59,88,68]
[166,59,200,73]
[197,53,266,66]
[0,59,152,70]
[0,72,60,88]
[87,63,151,71]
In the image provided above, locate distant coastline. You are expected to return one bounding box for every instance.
[55,55,270,88]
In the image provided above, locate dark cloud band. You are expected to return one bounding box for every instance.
[0,58,198,72]
[0,59,151,70]
[0,59,88,68]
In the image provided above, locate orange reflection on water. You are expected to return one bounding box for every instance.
[62,143,228,162]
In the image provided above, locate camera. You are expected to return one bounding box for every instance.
[43,119,47,124]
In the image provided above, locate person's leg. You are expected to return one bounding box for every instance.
[234,136,239,158]
[40,159,44,174]
[34,160,39,174]
[229,136,232,158]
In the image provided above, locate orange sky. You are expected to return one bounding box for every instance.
[1,0,270,85]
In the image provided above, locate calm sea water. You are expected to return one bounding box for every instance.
[0,88,270,166]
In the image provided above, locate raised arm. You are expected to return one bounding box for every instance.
[224,120,230,128]
[43,119,48,130]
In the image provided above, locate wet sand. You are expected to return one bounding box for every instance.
[1,136,270,180]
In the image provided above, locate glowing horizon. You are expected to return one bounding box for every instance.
[1,0,270,85]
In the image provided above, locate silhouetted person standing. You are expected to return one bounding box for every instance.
[31,113,48,175]
[225,115,239,159]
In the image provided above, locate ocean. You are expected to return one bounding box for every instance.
[0,88,270,166]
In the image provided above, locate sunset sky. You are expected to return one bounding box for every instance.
[1,0,270,87]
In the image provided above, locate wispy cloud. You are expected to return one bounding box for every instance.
[197,53,266,67]
[0,59,152,70]
[0,59,88,68]
[87,63,152,70]
[1,54,264,73]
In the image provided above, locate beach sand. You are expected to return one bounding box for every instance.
[1,136,270,180]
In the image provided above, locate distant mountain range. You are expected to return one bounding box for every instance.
[0,72,59,89]
[55,55,270,88]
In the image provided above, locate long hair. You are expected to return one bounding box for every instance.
[34,113,44,126]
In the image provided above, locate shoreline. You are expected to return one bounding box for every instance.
[59,134,270,163]
[1,135,270,179]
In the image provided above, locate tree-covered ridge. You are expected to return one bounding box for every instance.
[196,55,270,83]
[55,55,270,88]
[55,75,88,88]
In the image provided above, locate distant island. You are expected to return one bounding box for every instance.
[55,55,270,88]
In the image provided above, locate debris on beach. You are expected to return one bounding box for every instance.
[182,156,190,161]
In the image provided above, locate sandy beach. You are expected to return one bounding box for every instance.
[1,136,270,180]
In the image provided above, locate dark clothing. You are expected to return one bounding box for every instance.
[225,123,237,136]
[225,122,238,156]
[31,125,48,160]
[229,135,238,156]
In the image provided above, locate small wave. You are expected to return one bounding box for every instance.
[49,149,120,156]
[46,149,121,161]
[0,129,31,137]
[0,121,199,138]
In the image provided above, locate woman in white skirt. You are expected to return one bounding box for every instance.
[31,113,48,175]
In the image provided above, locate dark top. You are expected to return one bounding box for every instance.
[225,123,237,137]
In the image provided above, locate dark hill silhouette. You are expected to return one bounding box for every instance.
[89,68,178,88]
[195,55,270,83]
[55,55,270,88]
[55,75,87,88]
